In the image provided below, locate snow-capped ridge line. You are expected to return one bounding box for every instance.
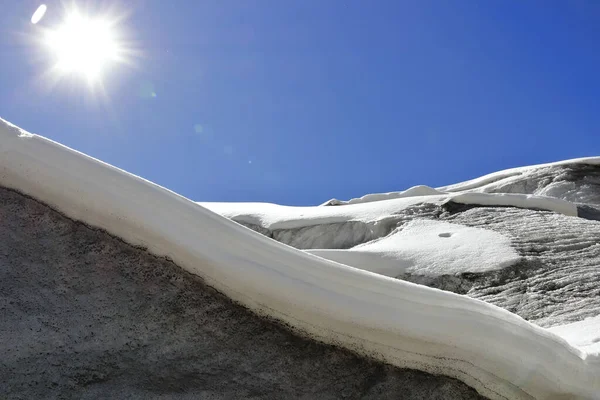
[202,191,578,235]
[322,185,446,206]
[438,156,600,193]
[323,156,600,207]
[1,118,598,400]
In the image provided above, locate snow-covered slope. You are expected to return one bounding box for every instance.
[1,118,599,400]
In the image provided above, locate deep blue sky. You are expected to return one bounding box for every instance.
[2,1,600,205]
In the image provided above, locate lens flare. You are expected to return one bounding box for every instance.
[43,8,126,83]
[31,4,47,24]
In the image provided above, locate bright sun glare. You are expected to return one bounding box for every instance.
[44,10,123,82]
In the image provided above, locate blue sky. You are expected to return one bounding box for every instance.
[1,1,600,205]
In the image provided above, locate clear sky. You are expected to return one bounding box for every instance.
[1,1,599,205]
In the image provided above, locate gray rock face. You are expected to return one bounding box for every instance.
[0,187,486,400]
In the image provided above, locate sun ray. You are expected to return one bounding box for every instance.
[41,5,130,86]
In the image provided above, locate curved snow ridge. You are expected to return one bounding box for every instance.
[202,192,579,244]
[437,157,600,193]
[321,185,446,206]
[447,192,579,217]
[199,195,446,231]
[1,119,599,400]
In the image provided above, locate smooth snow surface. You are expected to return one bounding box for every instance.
[308,220,520,278]
[548,315,600,357]
[1,118,599,400]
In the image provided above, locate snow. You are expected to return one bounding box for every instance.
[437,156,600,193]
[323,156,600,209]
[307,220,521,278]
[548,315,600,357]
[1,117,599,400]
[201,192,578,233]
[322,185,446,206]
[447,192,579,217]
[199,195,447,231]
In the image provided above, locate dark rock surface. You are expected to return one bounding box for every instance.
[0,187,486,400]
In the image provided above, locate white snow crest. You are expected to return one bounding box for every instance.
[322,185,446,206]
[437,156,600,193]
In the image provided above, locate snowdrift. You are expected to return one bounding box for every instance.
[1,118,598,400]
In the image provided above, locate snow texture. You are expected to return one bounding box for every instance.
[1,118,599,400]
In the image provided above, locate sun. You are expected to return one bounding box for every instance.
[44,10,124,82]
